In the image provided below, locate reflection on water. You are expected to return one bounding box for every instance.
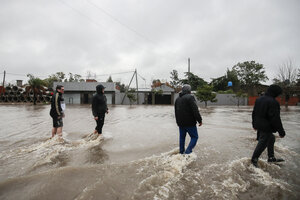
[0,104,299,199]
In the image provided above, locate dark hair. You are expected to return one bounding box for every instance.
[56,85,63,91]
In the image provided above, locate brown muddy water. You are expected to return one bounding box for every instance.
[0,104,299,200]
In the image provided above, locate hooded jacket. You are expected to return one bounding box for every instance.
[92,84,108,117]
[50,92,64,118]
[175,87,202,127]
[252,85,285,136]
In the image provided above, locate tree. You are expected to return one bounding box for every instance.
[180,72,207,91]
[211,69,240,92]
[44,75,59,89]
[116,82,126,92]
[26,74,46,105]
[273,59,299,107]
[126,89,137,105]
[297,69,300,86]
[56,72,65,81]
[233,61,268,95]
[195,85,217,107]
[233,91,248,107]
[170,70,180,90]
[107,76,113,82]
[74,74,84,82]
[274,59,298,85]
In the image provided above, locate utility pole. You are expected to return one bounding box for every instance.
[121,70,136,104]
[135,69,139,104]
[188,58,190,73]
[2,70,5,95]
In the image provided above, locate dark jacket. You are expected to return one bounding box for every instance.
[175,92,202,127]
[252,85,285,137]
[50,92,64,118]
[92,85,108,117]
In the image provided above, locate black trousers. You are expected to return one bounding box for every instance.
[252,131,275,159]
[95,113,105,134]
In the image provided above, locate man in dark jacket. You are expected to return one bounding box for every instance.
[92,84,109,135]
[251,84,286,167]
[50,85,65,137]
[175,84,202,154]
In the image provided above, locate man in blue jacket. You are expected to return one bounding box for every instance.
[175,84,202,154]
[251,84,286,167]
[92,84,109,135]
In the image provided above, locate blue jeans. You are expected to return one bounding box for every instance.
[179,126,198,154]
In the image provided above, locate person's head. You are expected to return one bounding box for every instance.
[181,84,191,94]
[96,84,105,94]
[266,84,282,98]
[56,85,64,94]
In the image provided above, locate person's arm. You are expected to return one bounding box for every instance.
[104,95,109,113]
[252,101,257,130]
[189,96,202,125]
[92,96,97,117]
[268,101,285,137]
[55,93,62,117]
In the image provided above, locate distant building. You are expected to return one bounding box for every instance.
[53,82,116,104]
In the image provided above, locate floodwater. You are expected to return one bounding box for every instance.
[0,104,299,200]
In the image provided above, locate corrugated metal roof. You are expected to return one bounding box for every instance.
[53,82,116,92]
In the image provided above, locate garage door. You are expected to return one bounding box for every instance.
[106,94,112,104]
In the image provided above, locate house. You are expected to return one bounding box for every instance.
[53,82,116,104]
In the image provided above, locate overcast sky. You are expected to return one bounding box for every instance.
[1,0,299,87]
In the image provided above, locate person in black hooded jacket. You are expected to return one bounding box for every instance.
[92,84,109,135]
[251,84,286,167]
[50,85,65,138]
[175,84,202,154]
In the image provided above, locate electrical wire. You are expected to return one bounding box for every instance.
[86,0,156,44]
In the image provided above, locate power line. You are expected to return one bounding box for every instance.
[86,0,156,44]
[58,0,106,30]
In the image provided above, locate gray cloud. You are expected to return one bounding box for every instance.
[0,0,299,86]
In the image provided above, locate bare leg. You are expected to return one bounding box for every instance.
[52,127,57,138]
[57,127,63,137]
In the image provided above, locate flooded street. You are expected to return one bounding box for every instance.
[0,104,299,200]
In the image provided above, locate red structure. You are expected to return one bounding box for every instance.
[248,96,299,106]
[0,86,5,95]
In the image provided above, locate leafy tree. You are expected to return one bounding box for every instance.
[233,61,268,95]
[44,76,59,89]
[116,82,126,92]
[43,72,66,88]
[56,72,66,81]
[211,69,240,92]
[126,89,137,105]
[26,74,47,105]
[233,91,248,107]
[74,74,83,82]
[107,76,113,82]
[170,70,180,90]
[195,85,217,107]
[180,72,207,91]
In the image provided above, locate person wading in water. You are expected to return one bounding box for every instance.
[92,84,109,135]
[175,84,202,154]
[50,85,65,138]
[251,84,286,167]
